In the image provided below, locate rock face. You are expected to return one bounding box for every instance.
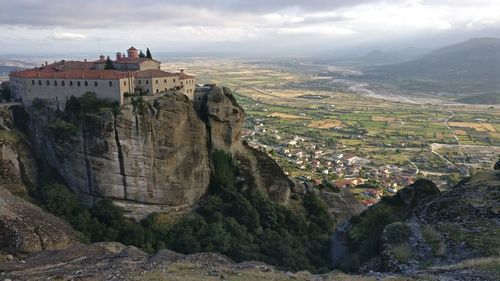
[0,186,78,253]
[0,107,37,195]
[28,88,291,218]
[364,171,498,274]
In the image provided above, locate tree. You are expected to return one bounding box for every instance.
[0,83,11,102]
[139,50,146,58]
[146,48,152,59]
[104,56,115,70]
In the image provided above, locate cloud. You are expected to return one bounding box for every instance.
[0,0,500,55]
[51,32,87,40]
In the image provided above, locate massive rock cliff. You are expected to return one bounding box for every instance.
[27,88,291,218]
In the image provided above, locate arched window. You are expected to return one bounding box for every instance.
[146,80,149,84]
[155,80,158,84]
[138,80,141,85]
[31,80,35,85]
[70,81,73,86]
[164,79,167,83]
[109,81,112,87]
[54,80,58,86]
[46,80,50,86]
[94,81,98,87]
[156,89,159,93]
[38,80,41,86]
[84,81,88,87]
[77,81,81,86]
[62,81,65,86]
[146,89,149,93]
[123,81,127,86]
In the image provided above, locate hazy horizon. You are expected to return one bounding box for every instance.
[1,0,500,58]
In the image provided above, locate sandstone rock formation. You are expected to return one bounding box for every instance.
[27,88,291,218]
[0,186,78,253]
[350,171,499,274]
[0,107,37,195]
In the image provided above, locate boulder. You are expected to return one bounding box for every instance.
[0,186,78,253]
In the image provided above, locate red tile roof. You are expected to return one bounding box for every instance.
[179,72,195,80]
[135,69,177,78]
[10,69,132,80]
[114,57,160,64]
[127,46,138,51]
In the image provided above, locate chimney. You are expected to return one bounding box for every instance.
[99,55,105,60]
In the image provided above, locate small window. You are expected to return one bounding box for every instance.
[109,81,112,87]
[146,89,149,93]
[62,81,65,86]
[123,81,127,86]
[165,88,167,92]
[173,79,176,83]
[31,80,35,85]
[155,80,158,84]
[138,80,142,85]
[94,81,98,87]
[77,81,81,86]
[84,81,88,87]
[46,80,50,86]
[156,89,159,93]
[54,81,58,86]
[164,79,166,83]
[146,80,149,84]
[38,80,41,85]
[70,81,73,86]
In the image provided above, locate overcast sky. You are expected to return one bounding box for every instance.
[1,0,499,57]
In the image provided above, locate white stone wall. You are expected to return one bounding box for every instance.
[21,77,123,107]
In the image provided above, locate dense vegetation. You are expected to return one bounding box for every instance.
[0,83,11,101]
[33,150,335,273]
[32,92,120,140]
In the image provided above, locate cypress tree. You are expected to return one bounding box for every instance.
[104,56,115,70]
[139,50,146,58]
[146,48,152,59]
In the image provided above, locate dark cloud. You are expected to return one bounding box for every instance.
[0,0,376,28]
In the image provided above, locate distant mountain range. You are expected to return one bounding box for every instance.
[367,38,500,95]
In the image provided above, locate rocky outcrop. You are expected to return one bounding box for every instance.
[0,186,78,253]
[378,171,498,273]
[2,240,498,281]
[27,88,291,218]
[0,107,37,195]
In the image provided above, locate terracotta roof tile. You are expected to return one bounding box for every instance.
[10,69,131,80]
[135,69,177,78]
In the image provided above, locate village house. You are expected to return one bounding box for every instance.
[9,47,195,108]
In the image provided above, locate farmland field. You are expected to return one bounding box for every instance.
[164,58,500,186]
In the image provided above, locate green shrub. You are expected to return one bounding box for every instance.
[31,98,48,110]
[390,242,413,264]
[422,225,444,256]
[47,119,79,141]
[384,222,411,244]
